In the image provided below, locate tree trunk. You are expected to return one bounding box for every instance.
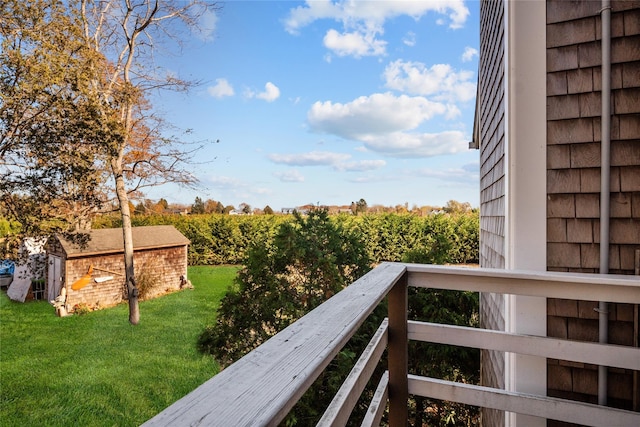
[112,158,139,325]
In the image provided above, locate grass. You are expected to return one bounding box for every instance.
[0,265,238,427]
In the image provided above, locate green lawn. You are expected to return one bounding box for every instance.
[0,265,238,427]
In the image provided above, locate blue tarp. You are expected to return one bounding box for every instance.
[0,260,15,276]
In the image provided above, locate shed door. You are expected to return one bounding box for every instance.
[47,255,62,301]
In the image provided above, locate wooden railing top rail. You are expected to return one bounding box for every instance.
[144,263,640,426]
[143,262,406,427]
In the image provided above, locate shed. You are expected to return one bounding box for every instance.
[46,225,190,313]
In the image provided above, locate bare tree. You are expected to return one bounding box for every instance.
[78,0,220,324]
[2,0,219,323]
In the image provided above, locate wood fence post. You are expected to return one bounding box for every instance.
[388,271,408,426]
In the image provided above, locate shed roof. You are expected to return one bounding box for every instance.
[56,225,190,258]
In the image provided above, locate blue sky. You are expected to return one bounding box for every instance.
[149,0,480,211]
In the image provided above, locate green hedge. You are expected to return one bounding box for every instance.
[94,211,479,266]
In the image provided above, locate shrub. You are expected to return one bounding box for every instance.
[197,208,378,424]
[92,211,479,267]
[135,260,163,300]
[73,302,93,315]
[198,209,371,363]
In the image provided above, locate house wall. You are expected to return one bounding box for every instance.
[545,0,640,421]
[48,244,188,312]
[478,1,507,426]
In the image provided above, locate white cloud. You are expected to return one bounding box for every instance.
[462,162,479,174]
[256,82,281,102]
[284,0,342,35]
[202,175,273,204]
[207,78,234,98]
[205,175,244,188]
[348,174,387,184]
[445,104,462,120]
[306,91,470,158]
[402,31,416,47]
[361,130,469,158]
[284,1,469,59]
[323,29,386,57]
[274,170,305,182]
[383,60,476,103]
[196,10,218,41]
[284,1,469,34]
[414,162,480,182]
[268,151,351,166]
[336,159,386,172]
[268,151,386,173]
[461,46,478,62]
[245,82,281,102]
[308,92,448,139]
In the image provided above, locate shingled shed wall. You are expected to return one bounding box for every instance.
[64,252,128,309]
[545,0,640,419]
[47,226,189,312]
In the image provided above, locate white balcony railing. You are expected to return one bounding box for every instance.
[143,262,640,427]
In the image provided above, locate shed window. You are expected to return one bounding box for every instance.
[31,279,45,300]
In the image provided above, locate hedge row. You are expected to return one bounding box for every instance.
[94,211,479,266]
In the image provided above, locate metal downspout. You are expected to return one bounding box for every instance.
[598,0,612,407]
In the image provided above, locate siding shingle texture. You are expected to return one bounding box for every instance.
[47,226,189,311]
[546,1,640,421]
[478,1,507,426]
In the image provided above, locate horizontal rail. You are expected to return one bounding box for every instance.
[408,321,640,371]
[404,263,640,303]
[408,376,640,427]
[143,262,406,427]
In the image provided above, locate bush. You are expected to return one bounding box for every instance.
[134,260,163,300]
[198,209,379,424]
[92,211,479,267]
[72,302,93,315]
[197,209,371,363]
[197,208,480,425]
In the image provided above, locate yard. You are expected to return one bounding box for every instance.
[0,265,238,427]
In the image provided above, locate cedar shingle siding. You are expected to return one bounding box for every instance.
[47,226,189,312]
[479,1,639,424]
[546,0,640,420]
[478,1,507,426]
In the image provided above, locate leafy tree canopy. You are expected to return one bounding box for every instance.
[191,197,205,214]
[0,0,112,255]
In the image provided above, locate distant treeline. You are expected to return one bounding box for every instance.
[93,210,479,266]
